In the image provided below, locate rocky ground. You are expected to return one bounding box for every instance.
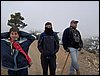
[1,40,99,75]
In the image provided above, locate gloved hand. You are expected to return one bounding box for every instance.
[66,48,70,52]
[78,48,81,51]
[29,62,33,67]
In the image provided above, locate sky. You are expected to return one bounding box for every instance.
[1,1,99,38]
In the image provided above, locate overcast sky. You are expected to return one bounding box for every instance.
[1,1,99,38]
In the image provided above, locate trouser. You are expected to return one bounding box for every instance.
[8,68,28,75]
[41,55,56,75]
[68,47,79,74]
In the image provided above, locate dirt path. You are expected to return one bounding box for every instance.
[28,40,42,75]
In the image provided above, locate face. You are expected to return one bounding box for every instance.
[70,22,77,29]
[45,24,52,29]
[10,31,19,40]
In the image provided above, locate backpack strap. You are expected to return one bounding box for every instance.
[69,27,81,43]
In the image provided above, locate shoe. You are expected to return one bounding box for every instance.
[69,73,75,75]
[76,70,80,75]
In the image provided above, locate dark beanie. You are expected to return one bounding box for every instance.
[45,22,52,27]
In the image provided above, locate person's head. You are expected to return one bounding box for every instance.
[70,20,79,29]
[9,26,20,40]
[44,22,53,35]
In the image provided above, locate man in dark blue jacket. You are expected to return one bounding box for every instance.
[37,22,59,75]
[62,20,83,75]
[1,26,36,75]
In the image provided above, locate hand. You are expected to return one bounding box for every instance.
[29,62,33,67]
[78,48,81,51]
[66,48,70,52]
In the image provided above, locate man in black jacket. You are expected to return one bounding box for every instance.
[37,22,59,75]
[62,20,83,75]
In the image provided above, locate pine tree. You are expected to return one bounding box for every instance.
[7,12,27,28]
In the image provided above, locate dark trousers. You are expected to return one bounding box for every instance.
[41,55,56,75]
[8,68,28,75]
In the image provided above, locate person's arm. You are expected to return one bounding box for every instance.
[78,31,83,51]
[54,33,59,54]
[37,33,43,53]
[62,28,72,52]
[62,29,69,50]
[20,31,36,40]
[79,38,83,48]
[1,32,9,39]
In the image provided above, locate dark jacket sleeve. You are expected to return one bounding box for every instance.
[18,31,36,54]
[62,28,69,50]
[37,33,43,53]
[78,31,83,48]
[54,33,59,54]
[20,31,36,41]
[1,32,9,39]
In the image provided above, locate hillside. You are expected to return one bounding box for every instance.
[1,40,99,75]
